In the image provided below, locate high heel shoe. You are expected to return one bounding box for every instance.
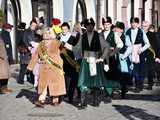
[34,100,45,108]
[51,102,59,106]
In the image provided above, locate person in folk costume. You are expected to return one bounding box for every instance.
[64,18,110,109]
[120,17,150,92]
[99,17,123,101]
[142,21,157,90]
[51,18,62,40]
[155,26,160,86]
[0,36,13,94]
[59,22,79,103]
[1,23,14,65]
[115,21,133,99]
[27,27,66,107]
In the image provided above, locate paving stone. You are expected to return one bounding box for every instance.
[0,64,160,120]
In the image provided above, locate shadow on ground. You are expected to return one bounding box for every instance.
[122,93,160,101]
[16,89,38,104]
[112,105,160,120]
[10,72,19,80]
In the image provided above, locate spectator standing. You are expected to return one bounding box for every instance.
[22,19,38,85]
[16,22,28,84]
[0,36,13,94]
[1,23,14,64]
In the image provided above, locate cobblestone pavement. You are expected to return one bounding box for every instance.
[0,64,160,120]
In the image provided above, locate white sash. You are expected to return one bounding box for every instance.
[84,51,98,76]
[132,44,141,64]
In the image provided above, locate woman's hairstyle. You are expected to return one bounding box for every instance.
[73,22,81,32]
[30,18,37,25]
[42,27,56,39]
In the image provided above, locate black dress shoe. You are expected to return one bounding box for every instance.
[34,101,45,108]
[121,92,126,99]
[68,98,73,104]
[133,88,141,93]
[146,86,153,90]
[104,96,112,104]
[17,81,24,84]
[51,102,59,106]
[155,82,160,86]
[93,101,100,107]
[77,102,87,110]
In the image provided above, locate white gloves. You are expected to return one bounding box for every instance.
[155,58,160,63]
[64,43,73,50]
[96,58,103,63]
[104,64,109,72]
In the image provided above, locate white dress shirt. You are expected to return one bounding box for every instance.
[122,28,150,59]
[103,30,123,49]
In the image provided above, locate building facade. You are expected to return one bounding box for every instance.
[0,0,160,61]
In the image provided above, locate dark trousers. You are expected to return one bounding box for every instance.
[65,71,81,101]
[79,90,87,107]
[0,79,8,88]
[92,87,100,106]
[18,64,28,83]
[147,75,154,87]
[155,63,160,81]
[120,73,133,95]
[80,88,100,107]
[135,76,144,89]
[66,59,82,102]
[18,64,34,84]
[68,72,81,100]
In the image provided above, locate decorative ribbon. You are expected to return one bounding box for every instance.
[148,47,156,59]
[61,48,80,72]
[39,41,64,75]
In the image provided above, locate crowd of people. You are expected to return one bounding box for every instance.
[0,16,160,109]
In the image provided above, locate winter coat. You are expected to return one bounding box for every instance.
[1,30,14,64]
[27,39,66,96]
[0,38,10,79]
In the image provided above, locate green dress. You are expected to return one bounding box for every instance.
[78,59,119,94]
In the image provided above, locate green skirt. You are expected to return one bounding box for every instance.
[78,59,119,93]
